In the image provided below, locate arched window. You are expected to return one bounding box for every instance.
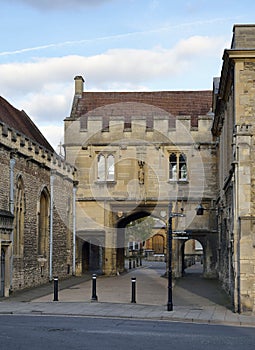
[97,154,115,181]
[179,154,187,180]
[107,155,115,181]
[169,153,187,181]
[97,154,106,181]
[14,176,25,256]
[169,153,177,180]
[38,188,49,256]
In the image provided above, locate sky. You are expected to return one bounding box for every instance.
[1,0,255,152]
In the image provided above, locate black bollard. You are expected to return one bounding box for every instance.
[129,258,132,269]
[131,277,136,303]
[136,257,139,267]
[133,259,136,268]
[140,256,142,266]
[91,274,98,301]
[53,276,58,301]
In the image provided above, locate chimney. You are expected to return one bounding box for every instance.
[74,76,84,96]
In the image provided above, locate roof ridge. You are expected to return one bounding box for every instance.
[0,96,54,152]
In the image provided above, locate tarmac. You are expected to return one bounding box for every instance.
[1,261,255,327]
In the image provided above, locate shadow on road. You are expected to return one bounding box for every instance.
[173,263,233,310]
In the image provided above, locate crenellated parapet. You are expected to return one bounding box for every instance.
[65,76,213,148]
[0,121,76,179]
[65,109,215,150]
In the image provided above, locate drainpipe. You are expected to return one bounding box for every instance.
[49,171,55,281]
[9,155,16,291]
[72,181,78,275]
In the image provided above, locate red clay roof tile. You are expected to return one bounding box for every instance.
[71,90,212,127]
[0,96,54,152]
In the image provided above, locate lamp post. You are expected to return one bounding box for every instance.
[167,202,173,311]
[167,202,185,312]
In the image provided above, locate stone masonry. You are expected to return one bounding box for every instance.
[0,97,76,296]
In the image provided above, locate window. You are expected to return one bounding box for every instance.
[179,154,187,180]
[107,155,115,181]
[97,154,115,182]
[38,188,49,256]
[169,152,187,181]
[14,176,25,256]
[97,154,106,181]
[169,154,177,181]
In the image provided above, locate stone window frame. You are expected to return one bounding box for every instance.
[14,175,25,257]
[168,152,188,182]
[37,187,50,258]
[96,152,116,183]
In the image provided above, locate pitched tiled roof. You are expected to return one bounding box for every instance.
[0,96,54,152]
[70,90,212,127]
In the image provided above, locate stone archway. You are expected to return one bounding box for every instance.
[76,231,105,275]
[183,238,204,272]
[82,240,102,273]
[115,208,163,273]
[176,233,217,278]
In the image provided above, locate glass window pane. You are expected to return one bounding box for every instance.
[179,154,187,179]
[107,155,115,180]
[169,153,177,180]
[97,154,105,181]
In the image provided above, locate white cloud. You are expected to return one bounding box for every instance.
[20,84,73,122]
[39,125,64,153]
[9,0,112,10]
[0,35,225,94]
[0,35,226,149]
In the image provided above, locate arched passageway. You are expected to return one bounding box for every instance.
[182,239,204,275]
[116,211,159,272]
[82,239,103,274]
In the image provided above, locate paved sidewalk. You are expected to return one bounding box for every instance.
[1,261,255,327]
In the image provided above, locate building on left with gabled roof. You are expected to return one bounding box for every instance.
[0,96,77,297]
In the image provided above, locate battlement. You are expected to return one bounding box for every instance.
[64,109,214,149]
[80,112,214,131]
[0,122,76,179]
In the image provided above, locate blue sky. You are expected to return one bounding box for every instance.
[1,0,255,151]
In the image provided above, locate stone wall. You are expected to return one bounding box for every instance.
[213,25,255,313]
[65,86,218,277]
[0,121,76,294]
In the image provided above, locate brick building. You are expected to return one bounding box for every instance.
[0,97,76,297]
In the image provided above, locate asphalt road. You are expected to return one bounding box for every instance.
[0,315,254,350]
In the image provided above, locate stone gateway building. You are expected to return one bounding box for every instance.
[2,24,255,315]
[64,25,255,314]
[0,97,76,297]
[64,79,218,279]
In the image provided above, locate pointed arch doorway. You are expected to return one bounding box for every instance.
[182,238,204,276]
